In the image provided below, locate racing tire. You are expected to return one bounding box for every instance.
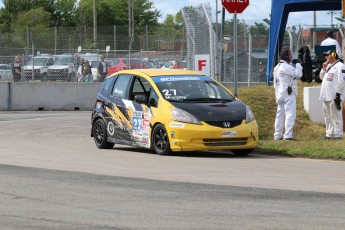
[231,148,254,156]
[93,119,114,149]
[152,124,172,155]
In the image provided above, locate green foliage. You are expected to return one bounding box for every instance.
[76,0,160,27]
[0,0,159,29]
[249,22,269,36]
[238,83,345,160]
[16,7,51,28]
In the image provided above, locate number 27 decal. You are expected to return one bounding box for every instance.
[162,89,176,96]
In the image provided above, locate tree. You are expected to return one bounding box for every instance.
[76,0,160,27]
[249,22,269,36]
[0,0,78,27]
[16,7,51,28]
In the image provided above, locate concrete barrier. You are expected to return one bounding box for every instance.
[303,86,324,124]
[0,82,10,110]
[0,82,102,111]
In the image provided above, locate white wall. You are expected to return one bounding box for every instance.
[303,86,324,124]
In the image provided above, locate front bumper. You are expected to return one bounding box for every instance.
[166,120,258,152]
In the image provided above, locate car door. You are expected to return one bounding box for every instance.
[108,74,133,142]
[123,75,156,148]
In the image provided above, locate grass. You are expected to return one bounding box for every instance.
[237,82,345,160]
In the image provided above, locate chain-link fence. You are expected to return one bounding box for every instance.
[0,22,189,82]
[0,3,280,85]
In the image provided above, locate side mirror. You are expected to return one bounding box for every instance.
[149,98,157,107]
[134,95,148,104]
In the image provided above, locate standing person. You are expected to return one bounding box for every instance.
[12,55,23,82]
[321,31,341,58]
[319,50,345,139]
[173,59,182,69]
[81,58,93,83]
[273,49,303,141]
[97,55,108,82]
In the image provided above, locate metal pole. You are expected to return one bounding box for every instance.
[234,13,238,96]
[54,26,57,55]
[93,0,97,46]
[128,0,131,37]
[248,32,252,87]
[114,25,116,58]
[215,0,219,81]
[146,24,148,51]
[313,11,316,53]
[30,33,34,81]
[220,7,225,82]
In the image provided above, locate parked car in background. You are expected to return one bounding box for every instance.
[21,55,55,81]
[91,69,258,155]
[161,60,187,70]
[0,64,14,81]
[107,58,155,75]
[47,55,78,82]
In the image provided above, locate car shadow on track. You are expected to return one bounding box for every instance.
[109,146,280,159]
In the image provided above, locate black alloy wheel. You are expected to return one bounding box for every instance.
[93,119,114,149]
[152,124,172,155]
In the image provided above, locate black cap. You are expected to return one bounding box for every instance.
[326,30,335,38]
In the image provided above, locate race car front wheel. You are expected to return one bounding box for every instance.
[93,119,114,149]
[152,124,172,155]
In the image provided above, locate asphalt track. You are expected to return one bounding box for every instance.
[0,111,345,229]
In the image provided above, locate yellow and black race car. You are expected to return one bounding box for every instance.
[91,69,258,156]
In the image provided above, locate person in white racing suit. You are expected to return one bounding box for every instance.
[319,50,345,139]
[273,49,303,140]
[321,31,341,58]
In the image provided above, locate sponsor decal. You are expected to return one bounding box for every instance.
[113,88,124,96]
[107,121,115,136]
[142,119,150,128]
[152,75,211,82]
[221,130,237,137]
[96,102,102,108]
[170,123,185,128]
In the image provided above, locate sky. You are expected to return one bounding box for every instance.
[0,0,342,28]
[151,0,342,28]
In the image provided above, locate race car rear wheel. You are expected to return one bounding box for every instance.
[152,124,172,155]
[231,148,254,156]
[93,119,114,149]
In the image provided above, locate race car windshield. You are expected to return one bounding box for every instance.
[152,75,235,102]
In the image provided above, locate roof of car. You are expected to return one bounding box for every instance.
[108,69,205,78]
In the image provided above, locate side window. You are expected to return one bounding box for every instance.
[112,74,131,99]
[130,76,152,100]
[102,76,116,94]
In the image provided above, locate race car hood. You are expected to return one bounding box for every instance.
[171,100,246,121]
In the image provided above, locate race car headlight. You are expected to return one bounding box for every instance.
[245,105,255,123]
[172,107,202,125]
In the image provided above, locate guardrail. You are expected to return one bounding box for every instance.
[0,82,102,111]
